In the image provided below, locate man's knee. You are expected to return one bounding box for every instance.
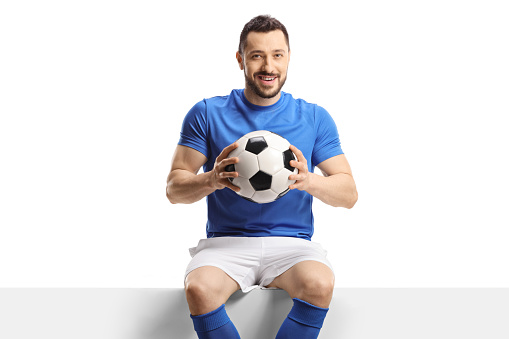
[185,278,213,302]
[184,266,239,315]
[185,271,224,303]
[185,276,224,315]
[302,276,334,298]
[295,271,335,307]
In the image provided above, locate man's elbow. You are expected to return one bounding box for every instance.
[344,190,358,209]
[166,182,178,204]
[347,195,358,209]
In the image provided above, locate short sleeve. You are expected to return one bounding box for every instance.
[178,100,210,159]
[311,105,343,167]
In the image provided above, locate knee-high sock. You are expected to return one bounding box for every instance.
[275,298,329,339]
[190,304,240,339]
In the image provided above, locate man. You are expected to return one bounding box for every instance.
[167,15,357,339]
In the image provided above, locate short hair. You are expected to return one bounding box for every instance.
[238,15,290,56]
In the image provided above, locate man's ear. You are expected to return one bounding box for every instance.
[236,51,244,70]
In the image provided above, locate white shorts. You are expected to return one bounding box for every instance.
[184,237,334,293]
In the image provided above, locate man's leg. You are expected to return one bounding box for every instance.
[185,266,241,338]
[266,260,334,339]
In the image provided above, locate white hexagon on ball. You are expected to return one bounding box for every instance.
[257,147,284,175]
[243,130,271,139]
[228,136,249,159]
[231,176,255,199]
[236,151,259,179]
[251,189,279,204]
[271,168,296,194]
[263,132,291,152]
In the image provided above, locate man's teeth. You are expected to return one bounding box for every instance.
[261,76,275,81]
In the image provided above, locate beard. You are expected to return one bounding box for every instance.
[245,71,287,99]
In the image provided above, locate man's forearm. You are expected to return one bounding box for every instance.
[166,170,216,204]
[167,166,358,207]
[306,172,358,208]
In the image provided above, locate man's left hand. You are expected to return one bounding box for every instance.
[288,145,312,191]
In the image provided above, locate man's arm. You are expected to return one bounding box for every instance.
[289,145,358,208]
[166,144,240,204]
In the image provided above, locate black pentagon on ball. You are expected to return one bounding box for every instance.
[249,171,272,191]
[283,149,296,171]
[245,136,268,155]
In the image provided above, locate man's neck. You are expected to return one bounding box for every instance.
[243,88,281,107]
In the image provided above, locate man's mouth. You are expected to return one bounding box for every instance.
[257,74,278,85]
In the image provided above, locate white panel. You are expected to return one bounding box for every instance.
[271,168,295,194]
[263,132,291,152]
[251,189,278,204]
[231,176,255,199]
[236,151,259,179]
[227,136,248,159]
[243,130,270,139]
[257,148,284,175]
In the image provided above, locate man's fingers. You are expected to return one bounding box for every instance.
[221,156,239,168]
[227,183,241,192]
[289,173,305,181]
[289,181,303,190]
[218,142,239,161]
[214,173,240,192]
[287,145,310,191]
[290,159,304,169]
[289,145,306,163]
[218,169,238,179]
[290,160,307,177]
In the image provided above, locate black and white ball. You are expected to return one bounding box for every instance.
[225,130,298,204]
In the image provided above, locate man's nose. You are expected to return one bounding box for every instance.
[262,57,275,74]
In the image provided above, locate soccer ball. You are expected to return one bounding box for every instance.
[225,130,298,204]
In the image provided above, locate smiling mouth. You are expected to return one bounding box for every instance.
[256,74,278,85]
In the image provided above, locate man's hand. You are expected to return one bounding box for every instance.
[287,145,358,208]
[167,143,241,204]
[288,145,312,191]
[208,142,241,192]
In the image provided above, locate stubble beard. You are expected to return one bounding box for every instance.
[245,71,287,99]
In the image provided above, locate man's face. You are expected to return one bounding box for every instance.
[237,30,290,100]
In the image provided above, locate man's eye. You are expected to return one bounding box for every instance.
[252,55,261,59]
[275,54,283,58]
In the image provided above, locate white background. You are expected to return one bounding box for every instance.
[1,0,508,288]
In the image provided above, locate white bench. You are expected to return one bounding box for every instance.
[1,288,508,338]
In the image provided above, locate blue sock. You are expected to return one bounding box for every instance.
[190,304,240,339]
[275,298,329,339]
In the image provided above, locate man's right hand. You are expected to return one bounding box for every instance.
[208,142,241,192]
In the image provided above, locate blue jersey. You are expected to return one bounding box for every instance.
[178,89,343,240]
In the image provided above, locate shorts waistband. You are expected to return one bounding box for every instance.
[195,236,312,251]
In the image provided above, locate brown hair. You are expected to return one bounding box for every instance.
[238,15,290,55]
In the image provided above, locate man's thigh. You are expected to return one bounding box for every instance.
[185,265,241,297]
[265,260,335,308]
[185,266,241,314]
